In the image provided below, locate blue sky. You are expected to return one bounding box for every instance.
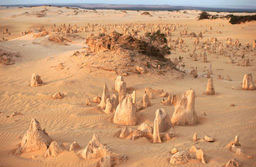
[1,0,256,9]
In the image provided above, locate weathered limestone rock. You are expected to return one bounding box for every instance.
[205,78,215,95]
[171,89,198,126]
[113,95,137,126]
[118,127,132,138]
[171,148,178,154]
[85,98,91,106]
[190,146,207,164]
[226,136,242,155]
[81,134,110,159]
[104,98,113,114]
[204,135,215,142]
[81,134,127,166]
[161,93,173,105]
[242,73,255,90]
[193,133,198,142]
[153,108,170,143]
[110,94,118,110]
[99,83,110,109]
[225,159,240,167]
[131,91,136,104]
[137,122,153,135]
[115,76,126,93]
[30,73,43,87]
[44,141,64,157]
[114,76,126,103]
[51,92,64,99]
[170,151,191,165]
[69,141,81,152]
[93,96,101,103]
[17,119,52,154]
[115,123,153,141]
[253,40,256,49]
[142,92,151,108]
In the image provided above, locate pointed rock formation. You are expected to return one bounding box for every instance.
[115,76,126,103]
[205,78,215,95]
[81,134,127,166]
[193,133,198,142]
[115,76,126,93]
[81,134,110,159]
[104,98,113,114]
[118,127,132,138]
[226,136,241,154]
[17,119,52,154]
[153,108,170,143]
[190,146,207,164]
[118,83,127,103]
[52,92,64,99]
[44,141,64,157]
[113,95,137,126]
[111,94,118,111]
[99,83,110,109]
[142,92,151,108]
[30,73,43,87]
[131,90,136,104]
[171,89,198,126]
[242,73,255,90]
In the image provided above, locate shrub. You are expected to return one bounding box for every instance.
[229,15,256,24]
[199,11,210,20]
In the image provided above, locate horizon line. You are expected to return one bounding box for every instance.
[0,3,256,11]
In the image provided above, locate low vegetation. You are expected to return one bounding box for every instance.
[198,11,256,24]
[227,14,256,24]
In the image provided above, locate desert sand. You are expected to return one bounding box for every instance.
[0,6,256,167]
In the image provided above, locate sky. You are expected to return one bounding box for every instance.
[0,0,256,9]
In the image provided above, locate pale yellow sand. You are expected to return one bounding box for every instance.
[0,6,256,167]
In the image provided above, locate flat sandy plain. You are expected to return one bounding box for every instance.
[0,6,256,167]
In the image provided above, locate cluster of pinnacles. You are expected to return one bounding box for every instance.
[16,118,127,166]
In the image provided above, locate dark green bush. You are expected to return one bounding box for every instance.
[228,15,256,24]
[199,11,210,20]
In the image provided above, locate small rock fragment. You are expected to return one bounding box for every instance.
[52,92,64,99]
[30,73,43,87]
[204,135,215,142]
[170,151,191,165]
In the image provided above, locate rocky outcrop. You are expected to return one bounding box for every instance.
[99,83,110,109]
[81,134,127,167]
[153,108,170,143]
[242,73,255,90]
[16,119,52,154]
[113,95,137,126]
[205,78,215,95]
[171,89,198,126]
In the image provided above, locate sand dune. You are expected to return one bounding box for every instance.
[0,6,256,167]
